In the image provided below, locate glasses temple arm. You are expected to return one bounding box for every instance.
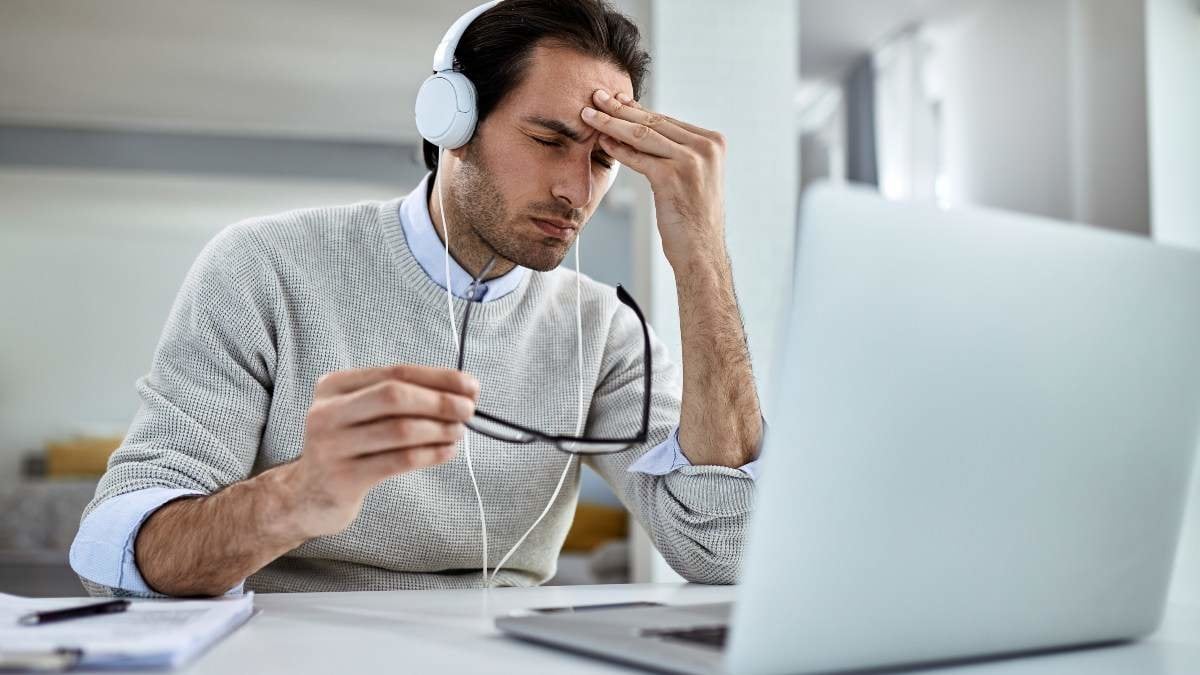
[456,256,499,372]
[616,285,652,440]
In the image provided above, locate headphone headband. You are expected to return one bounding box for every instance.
[431,1,503,73]
[417,0,621,188]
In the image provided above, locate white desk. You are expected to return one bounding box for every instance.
[142,584,1200,674]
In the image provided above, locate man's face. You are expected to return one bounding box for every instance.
[449,42,634,272]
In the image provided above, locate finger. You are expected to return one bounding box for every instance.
[581,106,677,159]
[335,417,465,458]
[353,443,458,483]
[325,379,476,427]
[596,134,659,178]
[592,90,696,146]
[315,364,479,399]
[614,92,723,143]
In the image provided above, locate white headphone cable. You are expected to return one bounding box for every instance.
[487,238,583,588]
[437,148,585,590]
[436,147,490,588]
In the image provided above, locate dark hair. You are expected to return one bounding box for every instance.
[421,0,651,171]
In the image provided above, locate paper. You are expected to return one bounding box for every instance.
[0,592,254,669]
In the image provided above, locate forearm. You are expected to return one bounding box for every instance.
[132,365,477,597]
[674,248,763,467]
[580,89,760,468]
[134,463,307,597]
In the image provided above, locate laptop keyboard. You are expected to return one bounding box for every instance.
[640,624,728,649]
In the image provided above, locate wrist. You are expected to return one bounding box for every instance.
[668,235,729,276]
[253,462,317,546]
[672,248,733,296]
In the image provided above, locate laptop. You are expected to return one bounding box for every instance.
[496,183,1200,675]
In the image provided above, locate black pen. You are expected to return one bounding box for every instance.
[17,599,130,626]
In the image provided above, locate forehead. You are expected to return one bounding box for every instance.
[497,42,634,134]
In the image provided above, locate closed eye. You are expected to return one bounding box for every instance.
[530,135,612,169]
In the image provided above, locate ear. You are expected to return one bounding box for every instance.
[446,141,471,163]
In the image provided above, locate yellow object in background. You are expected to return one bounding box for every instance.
[562,502,628,552]
[44,435,123,477]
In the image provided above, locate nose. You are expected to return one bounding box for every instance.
[551,154,593,209]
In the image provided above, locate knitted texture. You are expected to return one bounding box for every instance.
[80,196,755,596]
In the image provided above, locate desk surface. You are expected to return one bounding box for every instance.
[148,584,1200,674]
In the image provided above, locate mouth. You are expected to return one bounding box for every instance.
[530,217,576,241]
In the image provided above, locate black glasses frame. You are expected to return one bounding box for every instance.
[454,259,651,455]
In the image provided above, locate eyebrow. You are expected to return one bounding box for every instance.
[523,115,587,144]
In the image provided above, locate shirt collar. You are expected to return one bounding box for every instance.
[398,172,529,302]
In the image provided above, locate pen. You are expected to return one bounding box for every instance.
[17,599,130,626]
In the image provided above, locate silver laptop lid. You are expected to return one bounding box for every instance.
[728,184,1200,674]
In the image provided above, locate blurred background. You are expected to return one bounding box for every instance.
[0,0,1196,603]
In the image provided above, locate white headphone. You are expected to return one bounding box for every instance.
[414,1,499,150]
[414,0,620,189]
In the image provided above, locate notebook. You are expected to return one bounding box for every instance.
[0,592,254,670]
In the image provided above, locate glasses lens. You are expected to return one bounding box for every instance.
[556,440,635,455]
[466,415,537,443]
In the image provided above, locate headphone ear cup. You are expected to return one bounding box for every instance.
[414,71,479,149]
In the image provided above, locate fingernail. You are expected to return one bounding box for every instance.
[595,89,611,102]
[616,92,632,103]
[582,107,598,119]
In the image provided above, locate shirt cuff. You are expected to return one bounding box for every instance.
[626,423,763,480]
[70,487,245,596]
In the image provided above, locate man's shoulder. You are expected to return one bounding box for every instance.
[216,198,392,256]
[189,198,401,285]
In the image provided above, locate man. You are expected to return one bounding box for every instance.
[70,0,762,597]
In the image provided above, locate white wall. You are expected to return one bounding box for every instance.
[1146,0,1200,609]
[0,0,485,143]
[1066,0,1150,235]
[628,0,799,583]
[1147,0,1200,250]
[932,0,1074,219]
[643,0,799,416]
[0,168,399,486]
[930,0,1150,233]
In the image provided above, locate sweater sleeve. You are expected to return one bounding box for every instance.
[75,224,277,597]
[582,302,755,585]
[70,487,247,596]
[627,424,764,480]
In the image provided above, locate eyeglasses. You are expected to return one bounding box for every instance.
[455,258,651,455]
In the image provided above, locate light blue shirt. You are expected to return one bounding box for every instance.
[401,173,529,302]
[69,174,760,594]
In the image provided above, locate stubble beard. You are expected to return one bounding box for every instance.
[450,143,576,273]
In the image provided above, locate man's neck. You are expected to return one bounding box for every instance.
[426,173,518,281]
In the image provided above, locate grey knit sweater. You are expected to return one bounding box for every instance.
[80,196,755,594]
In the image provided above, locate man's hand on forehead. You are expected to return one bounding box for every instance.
[580,89,728,269]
